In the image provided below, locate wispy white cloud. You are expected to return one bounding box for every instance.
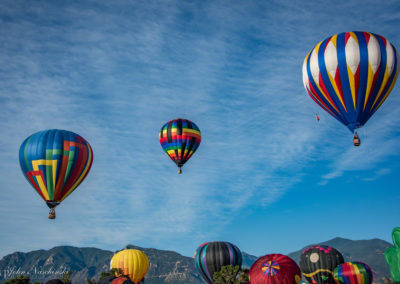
[362,168,392,182]
[0,0,399,259]
[319,95,400,184]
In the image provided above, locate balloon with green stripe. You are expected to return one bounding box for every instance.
[19,129,93,219]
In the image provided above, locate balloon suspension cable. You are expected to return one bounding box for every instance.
[48,208,56,219]
[178,167,182,174]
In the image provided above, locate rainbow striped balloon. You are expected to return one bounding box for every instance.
[334,261,373,284]
[303,31,399,133]
[19,129,93,218]
[159,118,201,173]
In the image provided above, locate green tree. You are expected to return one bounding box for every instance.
[99,268,124,281]
[3,275,30,284]
[213,265,249,284]
[237,268,249,284]
[61,271,72,284]
[86,279,96,284]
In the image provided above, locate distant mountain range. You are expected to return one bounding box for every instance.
[0,237,393,283]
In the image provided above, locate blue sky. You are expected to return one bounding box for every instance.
[1,0,400,259]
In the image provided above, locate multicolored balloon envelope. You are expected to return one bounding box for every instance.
[159,118,201,174]
[300,245,344,284]
[110,249,149,284]
[194,242,209,259]
[194,241,242,284]
[302,31,399,135]
[249,254,301,284]
[333,261,373,284]
[19,129,93,219]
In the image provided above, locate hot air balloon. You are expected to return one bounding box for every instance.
[333,261,373,284]
[45,280,64,284]
[111,277,135,284]
[110,249,149,284]
[193,242,209,259]
[385,227,400,282]
[249,254,301,284]
[300,245,344,284]
[194,241,242,284]
[19,129,93,219]
[302,31,399,146]
[98,275,116,284]
[159,118,201,174]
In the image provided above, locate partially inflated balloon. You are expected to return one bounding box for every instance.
[249,254,301,284]
[110,249,149,284]
[111,277,134,284]
[302,31,399,133]
[385,227,400,282]
[45,280,64,284]
[194,241,242,284]
[19,129,93,219]
[159,118,201,173]
[300,245,344,284]
[98,275,116,284]
[334,261,373,284]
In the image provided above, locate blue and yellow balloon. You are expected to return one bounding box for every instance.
[19,129,93,219]
[303,31,399,146]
